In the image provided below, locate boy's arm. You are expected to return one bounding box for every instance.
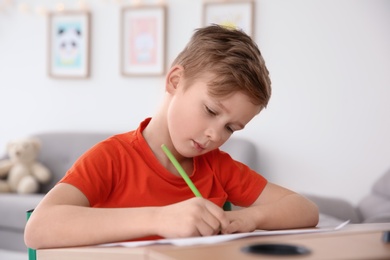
[24,183,228,249]
[24,183,157,249]
[223,182,319,233]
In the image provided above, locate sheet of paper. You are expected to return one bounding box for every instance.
[99,220,350,248]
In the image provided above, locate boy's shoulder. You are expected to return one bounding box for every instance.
[105,130,138,147]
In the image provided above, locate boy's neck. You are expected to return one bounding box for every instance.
[143,116,193,177]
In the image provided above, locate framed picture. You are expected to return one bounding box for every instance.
[203,1,254,37]
[47,11,91,79]
[121,5,166,76]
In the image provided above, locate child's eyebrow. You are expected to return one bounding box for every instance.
[215,100,230,113]
[215,101,245,129]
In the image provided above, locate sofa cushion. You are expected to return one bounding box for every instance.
[372,167,390,199]
[303,193,361,223]
[32,132,114,193]
[0,194,44,230]
[363,213,390,223]
[358,192,390,223]
[358,167,390,222]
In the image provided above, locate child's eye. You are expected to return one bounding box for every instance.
[226,126,234,133]
[205,106,217,116]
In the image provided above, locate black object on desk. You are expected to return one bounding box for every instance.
[242,243,311,256]
[383,231,390,243]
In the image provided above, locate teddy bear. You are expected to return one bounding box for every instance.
[0,137,51,194]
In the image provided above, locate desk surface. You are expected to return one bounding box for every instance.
[37,223,390,260]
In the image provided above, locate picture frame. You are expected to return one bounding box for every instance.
[203,0,254,37]
[47,11,91,79]
[121,5,166,76]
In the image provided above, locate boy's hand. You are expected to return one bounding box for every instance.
[155,197,229,238]
[222,210,258,234]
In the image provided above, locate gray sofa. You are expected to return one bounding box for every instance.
[0,132,114,252]
[0,132,259,252]
[305,167,390,226]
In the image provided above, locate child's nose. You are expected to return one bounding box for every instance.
[205,126,222,143]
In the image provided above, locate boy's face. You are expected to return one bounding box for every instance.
[167,73,261,158]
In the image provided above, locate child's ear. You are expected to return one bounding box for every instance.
[165,65,183,94]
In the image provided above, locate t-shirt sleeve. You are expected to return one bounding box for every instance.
[59,139,119,206]
[212,150,268,207]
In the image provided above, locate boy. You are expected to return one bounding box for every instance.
[25,25,319,249]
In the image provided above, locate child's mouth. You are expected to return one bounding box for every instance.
[193,141,205,152]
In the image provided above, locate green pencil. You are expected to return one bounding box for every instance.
[161,144,203,197]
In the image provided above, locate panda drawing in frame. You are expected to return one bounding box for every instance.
[48,11,91,78]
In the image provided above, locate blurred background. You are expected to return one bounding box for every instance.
[1,0,389,205]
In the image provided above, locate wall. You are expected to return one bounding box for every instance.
[1,0,389,205]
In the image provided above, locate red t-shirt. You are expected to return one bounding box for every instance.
[60,118,267,209]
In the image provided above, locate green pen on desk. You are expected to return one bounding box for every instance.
[161,144,203,198]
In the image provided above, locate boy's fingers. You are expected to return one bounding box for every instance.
[221,220,239,234]
[204,200,230,231]
[196,219,219,236]
[218,214,230,232]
